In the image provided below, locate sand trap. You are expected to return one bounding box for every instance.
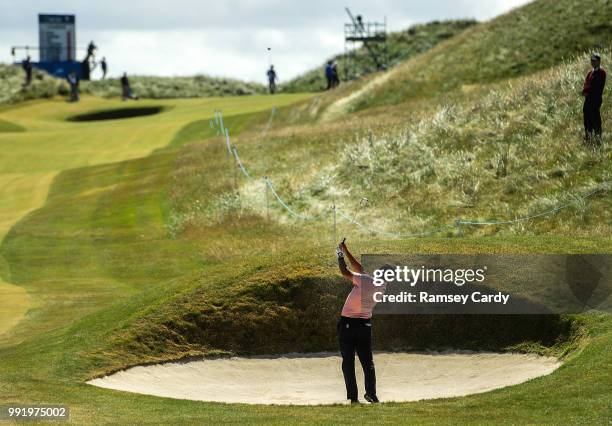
[88,352,560,405]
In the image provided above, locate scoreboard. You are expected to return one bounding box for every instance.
[38,14,76,62]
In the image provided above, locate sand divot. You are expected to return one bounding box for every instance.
[88,352,560,405]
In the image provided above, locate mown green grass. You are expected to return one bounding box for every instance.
[0,93,310,343]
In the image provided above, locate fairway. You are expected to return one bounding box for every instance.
[0,93,310,339]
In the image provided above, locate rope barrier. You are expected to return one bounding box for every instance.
[260,106,277,140]
[336,208,453,238]
[232,146,251,178]
[264,177,317,221]
[456,187,606,226]
[212,108,609,238]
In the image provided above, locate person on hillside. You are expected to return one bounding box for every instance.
[67,71,79,102]
[22,56,32,86]
[120,72,138,100]
[331,60,340,88]
[582,53,606,143]
[101,57,108,80]
[336,240,389,404]
[325,60,334,90]
[267,65,278,94]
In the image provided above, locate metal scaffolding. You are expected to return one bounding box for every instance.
[344,8,388,80]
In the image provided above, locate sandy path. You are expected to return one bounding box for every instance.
[88,352,560,405]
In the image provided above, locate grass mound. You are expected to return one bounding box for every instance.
[67,106,167,122]
[105,263,580,366]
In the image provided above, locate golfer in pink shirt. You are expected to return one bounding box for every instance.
[336,240,389,404]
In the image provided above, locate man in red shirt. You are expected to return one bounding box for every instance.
[336,240,390,404]
[582,53,606,143]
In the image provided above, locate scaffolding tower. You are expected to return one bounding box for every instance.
[344,8,388,80]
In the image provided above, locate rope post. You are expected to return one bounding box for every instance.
[333,204,337,245]
[232,146,238,195]
[224,128,232,192]
[454,219,463,237]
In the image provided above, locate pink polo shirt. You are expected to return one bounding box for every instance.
[341,273,386,319]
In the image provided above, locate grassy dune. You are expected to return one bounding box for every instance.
[282,20,476,93]
[0,0,610,423]
[335,0,612,111]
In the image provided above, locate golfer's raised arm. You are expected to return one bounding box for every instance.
[341,241,363,273]
[336,247,355,281]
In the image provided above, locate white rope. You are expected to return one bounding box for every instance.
[232,146,251,178]
[457,187,607,226]
[260,106,277,140]
[264,177,317,221]
[336,208,451,238]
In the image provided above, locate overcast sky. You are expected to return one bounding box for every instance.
[0,0,532,82]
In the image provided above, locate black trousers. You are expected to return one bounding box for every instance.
[338,316,376,400]
[584,97,603,139]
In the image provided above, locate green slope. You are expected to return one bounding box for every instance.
[282,19,476,93]
[346,0,612,111]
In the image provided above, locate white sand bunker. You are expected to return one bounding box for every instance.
[88,352,560,405]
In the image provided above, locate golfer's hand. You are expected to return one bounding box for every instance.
[336,247,344,259]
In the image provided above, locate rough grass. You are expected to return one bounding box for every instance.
[82,74,266,99]
[323,52,612,237]
[0,63,66,104]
